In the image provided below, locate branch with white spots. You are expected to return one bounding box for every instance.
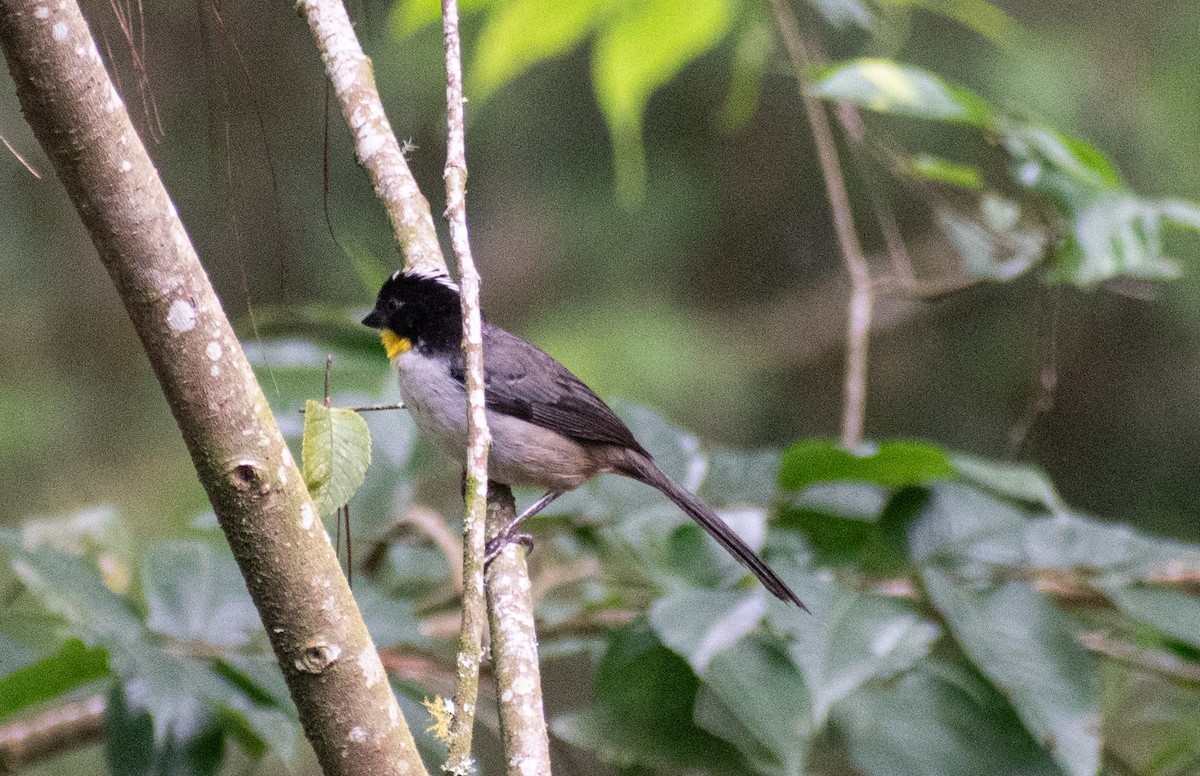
[0,1,428,773]
[440,0,495,770]
[485,487,552,776]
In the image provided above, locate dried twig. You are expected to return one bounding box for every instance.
[0,695,105,772]
[769,0,873,449]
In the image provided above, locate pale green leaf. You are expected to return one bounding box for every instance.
[695,636,811,776]
[142,541,261,648]
[592,0,733,204]
[471,0,612,99]
[767,571,937,725]
[649,588,766,672]
[905,153,983,189]
[301,399,372,517]
[1106,585,1200,650]
[923,571,1102,776]
[810,59,995,128]
[0,639,109,721]
[833,661,1060,776]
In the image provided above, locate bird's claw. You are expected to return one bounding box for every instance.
[484,531,535,569]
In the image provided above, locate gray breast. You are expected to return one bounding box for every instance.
[392,349,605,491]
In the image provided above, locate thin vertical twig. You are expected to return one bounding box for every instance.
[769,0,873,449]
[441,0,492,772]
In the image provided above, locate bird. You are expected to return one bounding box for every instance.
[362,268,806,609]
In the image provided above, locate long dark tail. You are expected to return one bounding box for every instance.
[619,451,808,610]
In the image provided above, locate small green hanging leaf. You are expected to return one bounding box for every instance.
[904,154,984,189]
[809,59,996,128]
[302,400,372,517]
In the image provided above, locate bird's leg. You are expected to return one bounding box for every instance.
[484,490,563,566]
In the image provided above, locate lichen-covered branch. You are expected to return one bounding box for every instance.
[484,487,552,776]
[0,1,426,772]
[296,0,443,274]
[441,0,493,770]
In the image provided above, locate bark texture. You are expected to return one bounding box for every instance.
[0,1,427,772]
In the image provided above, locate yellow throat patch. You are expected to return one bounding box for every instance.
[380,330,412,360]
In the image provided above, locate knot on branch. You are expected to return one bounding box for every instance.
[295,640,342,674]
[228,460,269,496]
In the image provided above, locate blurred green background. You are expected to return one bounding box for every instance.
[2,0,1198,549]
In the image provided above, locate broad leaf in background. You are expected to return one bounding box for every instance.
[302,399,372,517]
[810,58,1200,288]
[779,440,949,569]
[552,621,749,773]
[649,587,766,673]
[833,660,1060,776]
[779,439,954,492]
[143,541,262,648]
[0,638,108,721]
[922,570,1102,776]
[1106,585,1200,651]
[470,0,611,99]
[106,680,225,776]
[767,572,938,725]
[809,59,995,127]
[949,451,1065,512]
[591,0,733,205]
[695,636,811,776]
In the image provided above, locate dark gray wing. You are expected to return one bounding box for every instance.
[450,324,644,451]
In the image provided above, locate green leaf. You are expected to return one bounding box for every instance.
[767,571,937,725]
[999,123,1200,288]
[592,0,733,205]
[142,541,262,648]
[720,12,773,130]
[551,621,746,771]
[949,452,1065,512]
[0,533,143,647]
[695,635,812,776]
[302,399,372,517]
[0,639,109,721]
[471,0,611,99]
[922,571,1102,776]
[106,680,225,776]
[933,196,1047,281]
[779,439,954,492]
[1106,585,1200,650]
[807,0,877,29]
[907,482,1028,567]
[390,0,489,36]
[833,661,1060,776]
[1101,661,1200,776]
[879,0,1018,42]
[649,588,766,673]
[809,59,996,128]
[905,153,984,189]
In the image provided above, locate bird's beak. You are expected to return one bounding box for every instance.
[362,309,385,328]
